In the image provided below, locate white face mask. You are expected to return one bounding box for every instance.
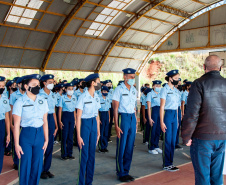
[73,87,77,91]
[47,84,54,90]
[67,90,74,96]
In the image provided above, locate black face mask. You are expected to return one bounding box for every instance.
[0,88,5,95]
[94,83,101,91]
[177,85,182,91]
[108,86,111,90]
[80,85,84,89]
[11,87,17,92]
[21,86,26,91]
[28,85,40,95]
[171,79,179,86]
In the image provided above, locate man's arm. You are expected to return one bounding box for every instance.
[181,80,202,144]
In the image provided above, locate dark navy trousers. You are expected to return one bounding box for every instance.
[77,117,97,185]
[55,107,61,142]
[116,113,136,177]
[12,131,19,166]
[176,106,181,145]
[61,111,75,158]
[108,105,113,140]
[148,106,161,150]
[0,119,5,173]
[190,138,226,185]
[19,126,44,185]
[144,109,150,143]
[43,113,55,173]
[162,110,177,167]
[99,111,109,150]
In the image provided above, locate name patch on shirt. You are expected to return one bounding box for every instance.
[65,101,71,103]
[122,94,128,96]
[167,92,173,94]
[23,105,34,107]
[84,101,92,104]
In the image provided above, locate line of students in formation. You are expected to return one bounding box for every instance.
[0,68,192,184]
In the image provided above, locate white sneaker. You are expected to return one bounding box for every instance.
[155,148,162,154]
[148,150,158,154]
[145,142,148,145]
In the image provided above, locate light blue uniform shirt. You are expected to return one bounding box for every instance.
[107,88,114,103]
[0,95,11,120]
[141,96,148,109]
[12,93,49,128]
[58,94,77,112]
[76,90,101,119]
[112,82,137,114]
[140,93,145,103]
[39,89,57,114]
[99,95,111,112]
[55,92,62,107]
[181,90,189,105]
[146,90,160,107]
[177,91,183,107]
[74,89,84,101]
[160,84,180,110]
[96,89,101,96]
[9,89,23,106]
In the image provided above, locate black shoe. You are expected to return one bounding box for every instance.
[46,171,55,178]
[175,145,183,150]
[119,175,130,182]
[40,172,49,179]
[104,149,109,153]
[98,149,105,153]
[108,139,112,143]
[68,156,75,160]
[126,175,135,181]
[13,164,18,170]
[61,157,68,160]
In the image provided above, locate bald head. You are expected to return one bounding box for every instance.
[204,55,222,71]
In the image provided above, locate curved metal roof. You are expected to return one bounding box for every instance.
[0,0,223,74]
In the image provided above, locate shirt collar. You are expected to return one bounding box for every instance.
[165,83,176,91]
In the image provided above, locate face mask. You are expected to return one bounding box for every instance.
[127,79,135,86]
[94,83,101,91]
[102,93,108,97]
[28,85,40,95]
[80,85,84,89]
[0,88,5,95]
[171,79,179,86]
[73,87,77,91]
[46,84,54,90]
[11,87,17,92]
[67,90,74,96]
[177,85,182,91]
[108,86,111,90]
[155,87,161,93]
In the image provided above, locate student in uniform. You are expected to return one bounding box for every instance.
[98,86,111,153]
[140,86,147,143]
[39,74,58,179]
[147,80,162,155]
[13,74,49,185]
[0,76,10,173]
[74,79,85,100]
[113,68,137,182]
[181,81,192,119]
[142,88,152,147]
[58,82,77,160]
[76,73,101,185]
[160,70,180,172]
[9,76,26,170]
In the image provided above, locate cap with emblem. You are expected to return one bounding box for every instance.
[78,78,84,83]
[103,80,111,85]
[72,78,78,82]
[101,86,109,92]
[122,68,136,74]
[166,70,179,77]
[62,80,67,83]
[24,74,41,81]
[64,82,74,88]
[71,79,78,85]
[144,88,152,95]
[183,79,188,83]
[16,76,25,84]
[55,83,64,89]
[186,81,192,85]
[162,83,167,87]
[40,74,54,81]
[140,86,146,92]
[153,80,162,85]
[13,77,19,82]
[84,73,99,82]
[6,80,14,87]
[0,76,6,82]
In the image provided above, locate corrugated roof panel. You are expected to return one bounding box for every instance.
[64,19,83,35]
[47,52,67,69]
[25,32,54,50]
[119,29,136,42]
[123,31,149,44]
[127,60,142,70]
[109,46,124,57]
[75,5,96,19]
[101,57,115,71]
[125,0,147,12]
[2,27,30,47]
[158,31,179,51]
[141,34,161,46]
[20,50,46,68]
[54,35,76,52]
[80,55,101,70]
[110,58,130,72]
[100,26,120,40]
[132,50,149,60]
[117,48,137,58]
[48,0,74,15]
[62,54,85,70]
[0,48,23,66]
[210,24,226,46]
[153,24,173,34]
[70,37,92,53]
[210,5,226,25]
[0,5,11,23]
[86,40,109,55]
[0,27,7,43]
[112,12,130,26]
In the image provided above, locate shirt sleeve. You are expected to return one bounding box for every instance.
[12,99,22,117]
[146,92,152,102]
[58,96,63,108]
[141,96,146,106]
[97,97,101,110]
[43,99,49,114]
[9,94,15,105]
[181,92,186,102]
[160,87,167,100]
[112,87,121,102]
[75,95,84,110]
[5,99,11,113]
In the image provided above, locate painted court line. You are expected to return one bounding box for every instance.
[0,169,15,176]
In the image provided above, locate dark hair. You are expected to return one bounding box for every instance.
[144,83,150,87]
[40,80,45,89]
[185,84,190,90]
[81,78,98,89]
[165,74,178,82]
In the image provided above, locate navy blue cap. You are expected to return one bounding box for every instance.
[182,84,185,87]
[183,79,188,83]
[71,80,78,85]
[117,80,124,86]
[103,80,111,84]
[144,88,152,95]
[140,86,146,92]
[166,70,179,77]
[179,78,181,81]
[55,83,64,89]
[62,80,67,83]
[13,77,19,82]
[162,83,167,87]
[84,73,99,82]
[72,78,78,82]
[0,76,5,82]
[186,81,192,85]
[6,80,14,87]
[78,78,84,83]
[64,82,74,88]
[153,80,162,85]
[101,86,109,92]
[122,68,136,74]
[24,74,41,81]
[40,74,54,81]
[16,76,25,84]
